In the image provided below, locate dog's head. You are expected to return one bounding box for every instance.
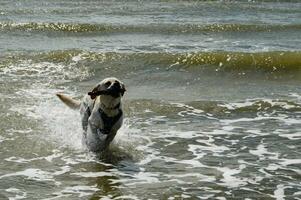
[88,77,126,107]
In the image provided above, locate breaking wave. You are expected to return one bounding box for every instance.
[1,50,301,75]
[1,22,301,34]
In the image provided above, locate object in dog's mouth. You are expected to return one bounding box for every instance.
[88,89,120,98]
[88,90,106,96]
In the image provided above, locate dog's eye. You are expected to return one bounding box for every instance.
[105,81,111,87]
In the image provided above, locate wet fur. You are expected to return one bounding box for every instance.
[56,77,125,152]
[56,93,80,109]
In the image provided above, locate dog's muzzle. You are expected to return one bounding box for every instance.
[105,83,124,97]
[88,83,125,98]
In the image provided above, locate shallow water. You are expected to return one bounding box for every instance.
[0,0,301,199]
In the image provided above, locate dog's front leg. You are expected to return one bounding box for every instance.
[104,116,123,148]
[104,131,117,148]
[86,119,106,152]
[80,105,90,132]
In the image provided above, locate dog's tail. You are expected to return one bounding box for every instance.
[56,93,81,110]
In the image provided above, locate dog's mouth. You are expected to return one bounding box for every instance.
[100,87,121,97]
[88,86,125,98]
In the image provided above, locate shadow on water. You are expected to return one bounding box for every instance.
[88,164,121,199]
[98,142,141,164]
[82,144,141,199]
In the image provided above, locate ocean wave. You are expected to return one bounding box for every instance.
[1,50,301,74]
[1,22,301,34]
[127,98,301,121]
[172,51,301,72]
[0,22,110,33]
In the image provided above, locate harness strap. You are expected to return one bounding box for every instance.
[86,106,91,116]
[84,100,122,136]
[98,108,122,135]
[101,102,121,110]
[84,99,96,117]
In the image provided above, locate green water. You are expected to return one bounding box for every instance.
[0,0,301,199]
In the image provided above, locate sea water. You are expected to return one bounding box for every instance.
[0,0,301,199]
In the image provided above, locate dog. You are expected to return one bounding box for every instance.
[56,77,126,152]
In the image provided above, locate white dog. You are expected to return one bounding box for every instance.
[56,77,126,152]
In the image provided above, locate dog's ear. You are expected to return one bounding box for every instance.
[121,83,126,96]
[88,85,99,99]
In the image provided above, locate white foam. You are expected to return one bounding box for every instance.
[221,114,300,127]
[99,197,113,200]
[215,197,226,200]
[289,93,301,100]
[279,159,301,166]
[115,171,160,186]
[17,86,84,149]
[0,135,5,143]
[54,185,99,198]
[37,99,83,149]
[221,98,299,112]
[5,188,27,200]
[177,159,206,168]
[217,164,247,188]
[4,150,64,165]
[273,184,285,200]
[71,171,112,178]
[220,100,255,110]
[206,128,237,136]
[5,156,34,163]
[278,132,301,140]
[194,139,229,153]
[71,54,84,62]
[293,191,301,196]
[1,61,91,83]
[265,164,280,171]
[114,118,145,145]
[171,102,204,117]
[137,141,160,166]
[153,129,199,139]
[60,151,112,166]
[0,168,60,185]
[249,143,279,160]
[188,144,207,159]
[52,166,71,176]
[165,173,216,183]
[114,195,140,200]
[245,129,269,136]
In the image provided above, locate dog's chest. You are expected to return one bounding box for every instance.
[97,108,123,134]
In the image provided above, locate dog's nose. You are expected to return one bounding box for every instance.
[112,82,120,89]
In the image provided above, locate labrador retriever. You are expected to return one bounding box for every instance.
[56,77,126,152]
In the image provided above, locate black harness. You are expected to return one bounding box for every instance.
[85,102,122,135]
[98,108,122,135]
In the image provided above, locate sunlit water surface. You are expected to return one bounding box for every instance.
[1,0,301,199]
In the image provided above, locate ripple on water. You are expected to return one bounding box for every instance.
[2,78,301,199]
